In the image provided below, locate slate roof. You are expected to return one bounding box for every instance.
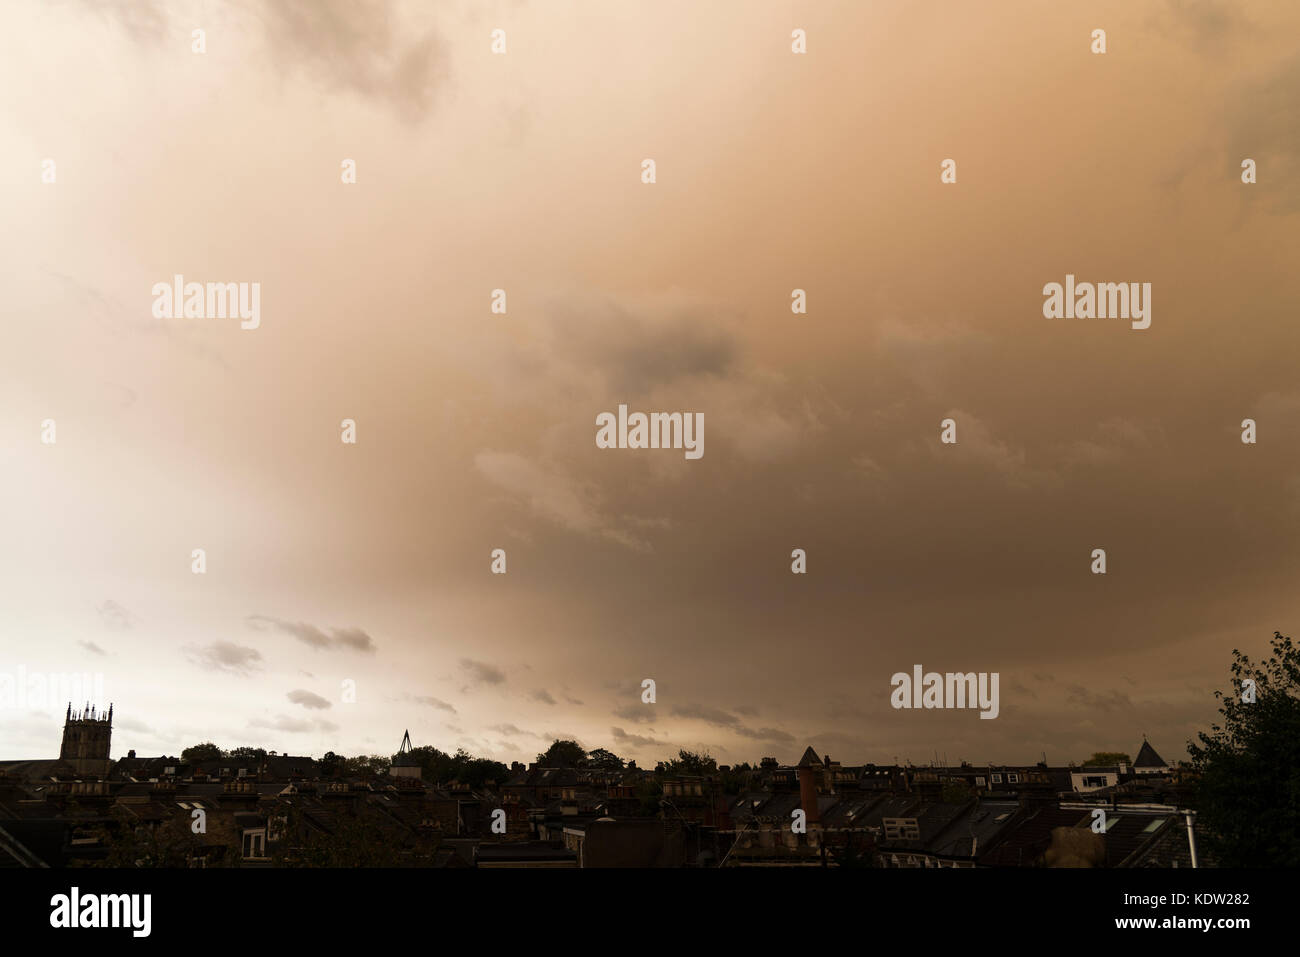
[977,806,1089,867]
[925,801,1021,858]
[1134,740,1168,769]
[0,760,79,781]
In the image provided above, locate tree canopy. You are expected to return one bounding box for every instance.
[1188,630,1300,866]
[658,749,718,776]
[180,742,223,762]
[1082,752,1132,766]
[536,739,586,768]
[585,747,625,770]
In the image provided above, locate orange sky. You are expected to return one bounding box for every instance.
[2,0,1298,768]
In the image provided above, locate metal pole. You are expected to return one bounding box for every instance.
[1183,809,1198,869]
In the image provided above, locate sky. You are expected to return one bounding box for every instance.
[1,0,1298,769]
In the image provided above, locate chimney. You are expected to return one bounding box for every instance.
[799,767,821,824]
[796,748,823,825]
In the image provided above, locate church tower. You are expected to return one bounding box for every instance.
[60,702,113,777]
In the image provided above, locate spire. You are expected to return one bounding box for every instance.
[66,702,71,719]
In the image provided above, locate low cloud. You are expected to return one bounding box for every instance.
[250,714,338,734]
[247,615,377,653]
[412,695,456,713]
[287,689,332,710]
[97,599,134,630]
[611,726,667,749]
[460,658,506,689]
[612,704,655,724]
[188,641,262,676]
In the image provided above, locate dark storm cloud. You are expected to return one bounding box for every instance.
[611,727,668,749]
[1155,0,1252,52]
[84,0,448,121]
[1065,687,1135,713]
[671,704,741,728]
[670,704,793,743]
[1230,53,1300,212]
[552,301,739,396]
[612,704,655,724]
[735,727,796,743]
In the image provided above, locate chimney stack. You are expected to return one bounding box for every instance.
[796,747,822,825]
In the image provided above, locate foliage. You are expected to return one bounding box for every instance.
[396,745,507,786]
[1083,752,1132,766]
[1188,631,1300,867]
[95,804,213,867]
[585,747,625,770]
[659,749,718,776]
[180,742,223,762]
[536,739,586,768]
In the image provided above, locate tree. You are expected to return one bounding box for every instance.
[228,746,267,763]
[96,804,211,867]
[342,754,391,778]
[636,776,663,816]
[1188,631,1300,866]
[585,747,624,771]
[1083,752,1132,766]
[319,751,342,777]
[181,742,223,762]
[455,752,509,788]
[661,749,717,776]
[537,739,586,768]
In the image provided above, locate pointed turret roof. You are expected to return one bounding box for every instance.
[796,746,821,768]
[1134,739,1167,768]
[393,730,418,767]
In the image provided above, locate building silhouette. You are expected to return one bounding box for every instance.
[59,702,112,777]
